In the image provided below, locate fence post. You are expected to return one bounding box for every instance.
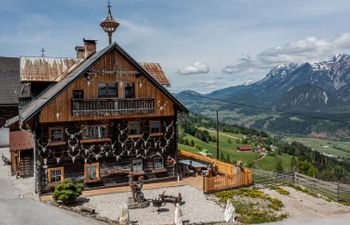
[293,169,296,184]
[203,176,208,193]
[337,182,340,202]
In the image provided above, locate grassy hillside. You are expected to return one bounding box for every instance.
[178,129,292,172]
[285,137,350,159]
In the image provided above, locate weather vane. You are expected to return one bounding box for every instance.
[100,0,119,44]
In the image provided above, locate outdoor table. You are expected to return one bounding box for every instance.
[178,159,209,176]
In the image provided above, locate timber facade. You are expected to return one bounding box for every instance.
[15,41,188,193]
[5,43,188,194]
[5,4,188,193]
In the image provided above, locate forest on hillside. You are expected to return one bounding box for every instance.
[177,113,350,184]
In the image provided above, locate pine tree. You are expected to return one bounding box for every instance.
[190,140,195,147]
[276,159,284,172]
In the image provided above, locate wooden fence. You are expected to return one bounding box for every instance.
[295,172,350,202]
[179,150,253,193]
[253,169,350,203]
[179,149,237,175]
[253,169,294,186]
[203,169,253,193]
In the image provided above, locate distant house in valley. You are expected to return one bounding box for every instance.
[237,146,253,151]
[255,146,265,153]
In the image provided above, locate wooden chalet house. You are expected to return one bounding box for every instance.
[6,3,188,193]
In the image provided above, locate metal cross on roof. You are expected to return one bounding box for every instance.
[40,48,45,57]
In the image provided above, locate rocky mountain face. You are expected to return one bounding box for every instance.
[206,54,350,112]
[175,54,350,137]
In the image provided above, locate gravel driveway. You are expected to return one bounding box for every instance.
[0,147,105,225]
[82,185,225,225]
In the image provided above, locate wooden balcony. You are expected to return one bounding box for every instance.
[72,98,155,117]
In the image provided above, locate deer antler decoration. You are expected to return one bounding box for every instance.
[157,101,169,111]
[37,139,51,153]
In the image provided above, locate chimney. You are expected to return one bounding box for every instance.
[75,46,85,59]
[83,38,97,58]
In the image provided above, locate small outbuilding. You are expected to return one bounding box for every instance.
[237,146,253,152]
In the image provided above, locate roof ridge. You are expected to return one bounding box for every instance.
[19,42,188,123]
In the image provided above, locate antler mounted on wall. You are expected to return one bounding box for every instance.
[37,139,51,153]
[157,101,169,111]
[83,72,97,86]
[117,123,128,136]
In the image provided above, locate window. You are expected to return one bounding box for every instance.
[107,83,117,96]
[129,122,141,135]
[132,159,143,172]
[154,157,164,169]
[82,125,108,140]
[98,82,117,97]
[49,127,64,142]
[150,121,161,133]
[73,90,84,99]
[124,83,135,98]
[84,163,100,182]
[98,83,107,97]
[48,167,64,184]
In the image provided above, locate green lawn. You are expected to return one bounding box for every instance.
[285,137,350,159]
[179,130,293,172]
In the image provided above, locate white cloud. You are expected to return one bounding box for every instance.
[222,32,350,76]
[177,61,210,75]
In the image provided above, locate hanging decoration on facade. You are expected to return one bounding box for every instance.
[53,150,65,165]
[65,128,84,140]
[138,78,146,87]
[164,121,174,133]
[117,124,129,136]
[68,149,80,163]
[37,139,51,153]
[54,105,66,119]
[157,101,168,111]
[83,72,97,86]
[36,118,176,169]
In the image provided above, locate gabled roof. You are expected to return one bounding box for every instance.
[141,62,170,86]
[20,42,188,123]
[0,57,20,105]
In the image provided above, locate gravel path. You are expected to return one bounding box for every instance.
[262,186,350,219]
[0,147,105,225]
[83,185,225,225]
[259,186,350,225]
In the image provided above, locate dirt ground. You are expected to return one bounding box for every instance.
[262,186,350,219]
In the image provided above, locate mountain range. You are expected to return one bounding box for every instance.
[175,54,350,138]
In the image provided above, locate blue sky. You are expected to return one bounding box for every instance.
[2,0,350,93]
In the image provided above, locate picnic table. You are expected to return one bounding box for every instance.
[178,159,210,176]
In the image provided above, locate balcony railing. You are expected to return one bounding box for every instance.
[72,98,155,116]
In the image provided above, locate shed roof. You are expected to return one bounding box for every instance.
[10,130,33,151]
[0,57,20,105]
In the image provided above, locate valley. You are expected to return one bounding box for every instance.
[175,54,350,138]
[178,128,293,172]
[284,136,350,159]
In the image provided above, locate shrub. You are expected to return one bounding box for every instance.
[52,179,84,205]
[269,186,290,195]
